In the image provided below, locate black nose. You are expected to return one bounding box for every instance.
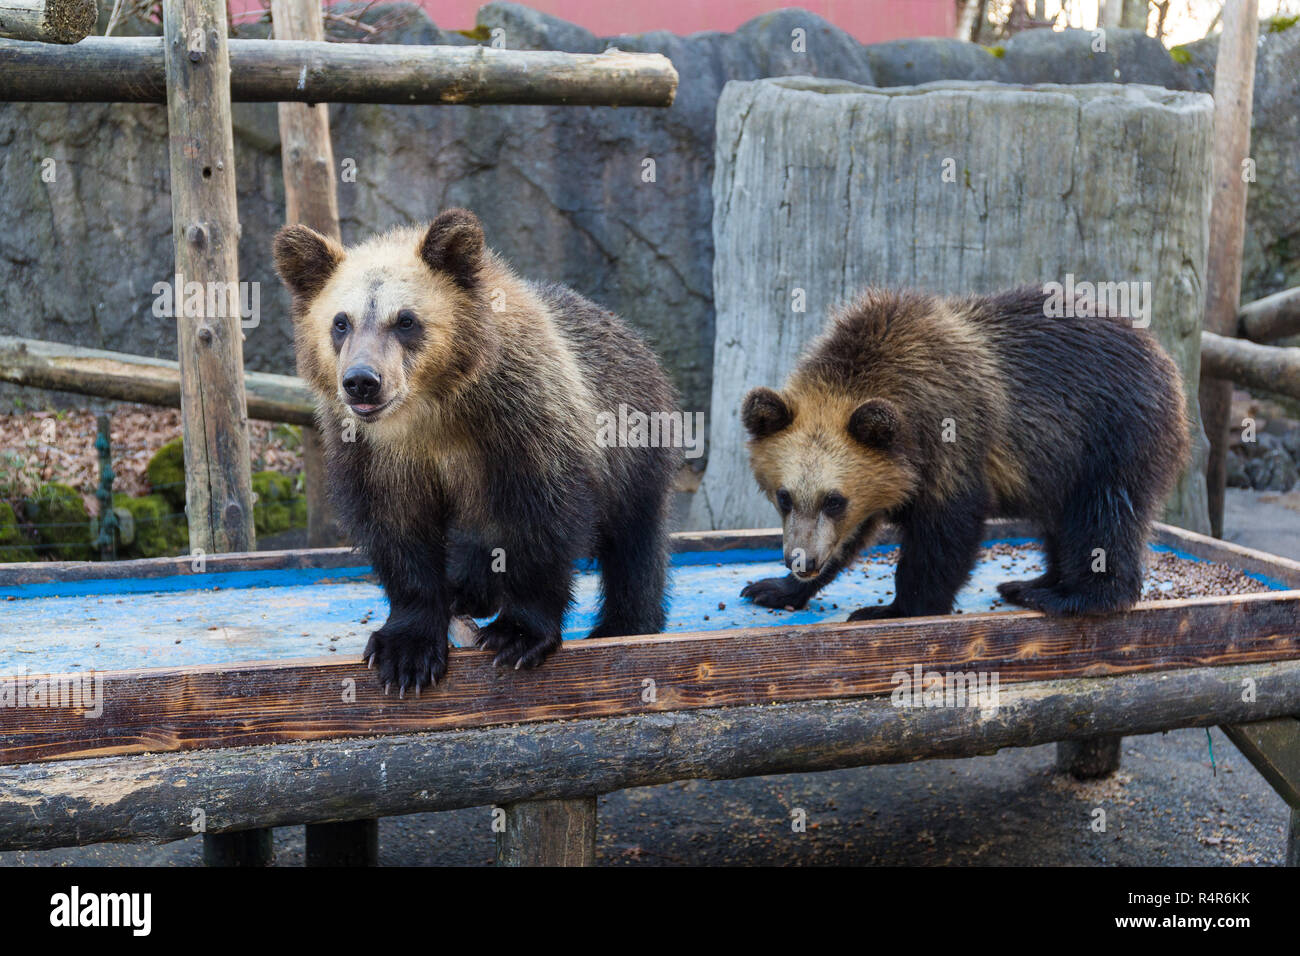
[342,367,382,402]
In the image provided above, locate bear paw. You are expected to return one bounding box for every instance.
[740,575,812,610]
[846,604,900,622]
[475,617,562,670]
[997,577,1055,607]
[363,621,447,696]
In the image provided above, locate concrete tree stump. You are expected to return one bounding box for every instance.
[691,78,1214,535]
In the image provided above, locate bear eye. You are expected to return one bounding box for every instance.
[775,489,793,514]
[333,313,349,333]
[396,310,417,331]
[822,493,847,518]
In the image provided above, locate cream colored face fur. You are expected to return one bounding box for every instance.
[749,390,918,578]
[295,228,474,436]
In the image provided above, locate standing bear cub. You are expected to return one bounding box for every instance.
[274,209,680,693]
[741,286,1189,620]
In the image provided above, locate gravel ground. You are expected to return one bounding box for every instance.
[1,488,1296,868]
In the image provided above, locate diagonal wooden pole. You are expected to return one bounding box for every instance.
[1199,0,1259,538]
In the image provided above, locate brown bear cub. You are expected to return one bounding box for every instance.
[274,209,680,693]
[741,286,1189,621]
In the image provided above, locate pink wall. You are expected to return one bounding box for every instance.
[232,1,955,44]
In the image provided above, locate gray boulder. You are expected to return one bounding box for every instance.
[1241,433,1299,491]
[1000,27,1186,89]
[1226,447,1251,488]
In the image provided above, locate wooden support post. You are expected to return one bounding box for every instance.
[496,798,597,867]
[271,0,340,550]
[305,819,378,866]
[1221,717,1300,866]
[164,0,260,863]
[202,828,274,866]
[1198,0,1259,538]
[163,0,256,558]
[1055,736,1122,780]
[0,0,95,43]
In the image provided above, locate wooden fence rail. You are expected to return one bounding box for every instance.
[0,334,315,424]
[1201,331,1300,402]
[1240,286,1300,343]
[0,36,679,105]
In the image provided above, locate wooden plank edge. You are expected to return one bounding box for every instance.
[1152,521,1300,587]
[2,588,1298,766]
[2,659,1298,850]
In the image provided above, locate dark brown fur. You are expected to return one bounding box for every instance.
[274,209,681,692]
[742,285,1190,619]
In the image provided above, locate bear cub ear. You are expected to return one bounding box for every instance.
[742,387,793,439]
[273,225,343,303]
[848,398,901,449]
[420,208,485,290]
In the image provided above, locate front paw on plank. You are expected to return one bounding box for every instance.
[475,617,561,670]
[846,604,900,622]
[363,621,447,696]
[740,574,810,610]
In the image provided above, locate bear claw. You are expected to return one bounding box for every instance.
[363,623,448,694]
[476,618,561,670]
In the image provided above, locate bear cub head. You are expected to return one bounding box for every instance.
[742,385,919,580]
[273,208,496,431]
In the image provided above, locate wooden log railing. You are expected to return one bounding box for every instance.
[3,659,1299,851]
[0,36,680,105]
[0,0,95,44]
[1201,331,1300,403]
[1239,287,1300,343]
[0,334,315,425]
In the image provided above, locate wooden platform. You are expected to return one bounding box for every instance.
[0,521,1298,853]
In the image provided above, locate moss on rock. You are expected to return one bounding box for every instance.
[252,471,292,535]
[0,501,35,562]
[27,482,91,561]
[113,492,189,559]
[146,437,187,509]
